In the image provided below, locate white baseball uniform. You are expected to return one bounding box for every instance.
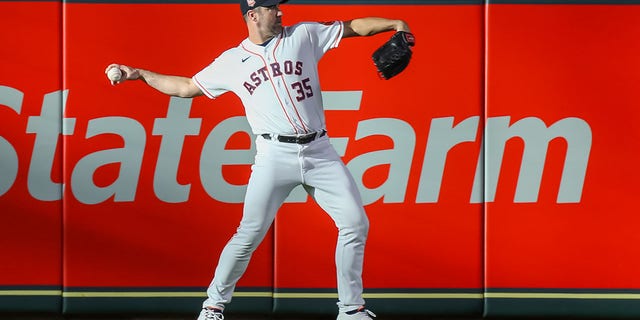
[193,21,369,313]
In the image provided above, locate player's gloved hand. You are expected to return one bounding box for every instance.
[372,31,415,80]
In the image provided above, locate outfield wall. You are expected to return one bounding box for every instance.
[1,0,640,317]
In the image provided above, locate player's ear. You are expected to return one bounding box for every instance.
[247,9,259,22]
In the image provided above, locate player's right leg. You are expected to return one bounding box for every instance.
[201,136,302,313]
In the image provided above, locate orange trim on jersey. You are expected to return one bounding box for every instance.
[241,39,299,134]
[192,76,216,99]
[272,29,310,134]
[332,21,343,48]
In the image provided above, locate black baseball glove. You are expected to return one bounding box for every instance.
[372,31,415,80]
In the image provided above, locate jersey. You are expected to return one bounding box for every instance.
[193,20,369,313]
[192,21,344,135]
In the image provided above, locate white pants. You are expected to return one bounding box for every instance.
[203,134,369,312]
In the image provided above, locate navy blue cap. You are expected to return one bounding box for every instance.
[241,0,288,15]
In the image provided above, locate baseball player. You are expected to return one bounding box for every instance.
[105,0,410,319]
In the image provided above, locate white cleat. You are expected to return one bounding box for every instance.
[337,306,376,320]
[197,307,224,320]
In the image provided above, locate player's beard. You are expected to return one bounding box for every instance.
[258,15,282,40]
[271,19,283,35]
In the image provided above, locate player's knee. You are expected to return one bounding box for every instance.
[340,213,369,238]
[233,227,269,251]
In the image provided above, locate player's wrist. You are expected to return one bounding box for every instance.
[394,20,410,33]
[131,68,144,81]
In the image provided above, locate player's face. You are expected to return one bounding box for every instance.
[257,5,283,36]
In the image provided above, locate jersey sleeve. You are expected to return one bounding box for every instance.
[192,56,231,99]
[301,21,344,60]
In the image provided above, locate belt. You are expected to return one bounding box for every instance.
[261,130,326,144]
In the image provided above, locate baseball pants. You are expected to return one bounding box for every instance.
[202,133,370,312]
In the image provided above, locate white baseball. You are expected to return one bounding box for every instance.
[107,67,122,81]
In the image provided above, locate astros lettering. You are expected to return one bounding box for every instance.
[243,60,304,94]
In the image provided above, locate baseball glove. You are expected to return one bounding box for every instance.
[372,31,415,80]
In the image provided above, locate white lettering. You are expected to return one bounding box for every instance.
[416,116,480,203]
[0,87,593,205]
[200,116,254,203]
[483,116,591,203]
[26,90,76,201]
[0,86,23,196]
[152,97,201,203]
[71,117,145,204]
[347,118,415,205]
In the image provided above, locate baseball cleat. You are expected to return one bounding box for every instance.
[197,307,224,320]
[337,306,376,319]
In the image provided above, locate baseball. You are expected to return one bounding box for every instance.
[107,67,122,81]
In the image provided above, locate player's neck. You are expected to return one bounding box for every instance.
[248,32,276,45]
[247,23,281,45]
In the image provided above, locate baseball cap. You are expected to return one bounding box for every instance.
[241,0,288,15]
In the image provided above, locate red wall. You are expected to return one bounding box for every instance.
[1,1,639,317]
[484,5,640,317]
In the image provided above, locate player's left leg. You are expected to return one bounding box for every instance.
[300,137,370,314]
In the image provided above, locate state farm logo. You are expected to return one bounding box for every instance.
[0,86,592,205]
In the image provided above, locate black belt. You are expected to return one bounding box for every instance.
[261,130,326,144]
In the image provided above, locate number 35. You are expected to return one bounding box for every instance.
[291,78,314,101]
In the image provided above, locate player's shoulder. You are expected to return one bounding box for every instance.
[210,45,245,63]
[221,44,245,57]
[285,21,342,34]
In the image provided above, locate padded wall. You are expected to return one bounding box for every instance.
[1,0,639,318]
